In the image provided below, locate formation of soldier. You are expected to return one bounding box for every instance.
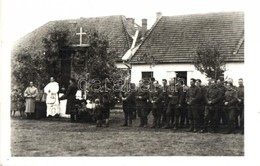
[120,77,244,134]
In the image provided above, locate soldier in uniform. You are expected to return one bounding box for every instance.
[216,79,227,127]
[224,82,238,134]
[227,78,240,129]
[186,78,201,132]
[121,82,136,127]
[179,79,189,128]
[173,78,185,130]
[200,79,222,133]
[195,79,207,130]
[135,80,150,128]
[237,78,244,134]
[147,77,155,115]
[161,79,169,127]
[149,80,163,128]
[163,78,183,129]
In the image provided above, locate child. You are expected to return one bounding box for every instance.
[102,94,111,127]
[94,99,103,127]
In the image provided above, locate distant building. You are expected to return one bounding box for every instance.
[125,12,244,86]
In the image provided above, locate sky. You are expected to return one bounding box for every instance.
[2,0,246,44]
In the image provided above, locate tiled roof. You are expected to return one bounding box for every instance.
[13,15,136,61]
[130,12,244,64]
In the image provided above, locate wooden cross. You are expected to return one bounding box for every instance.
[76,27,86,45]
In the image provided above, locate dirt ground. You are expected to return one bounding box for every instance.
[11,110,244,156]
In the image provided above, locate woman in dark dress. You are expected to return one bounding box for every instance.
[60,78,78,122]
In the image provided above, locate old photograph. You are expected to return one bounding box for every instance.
[2,0,259,165]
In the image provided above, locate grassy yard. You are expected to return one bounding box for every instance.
[11,111,244,156]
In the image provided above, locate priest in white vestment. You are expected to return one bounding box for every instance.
[44,77,60,117]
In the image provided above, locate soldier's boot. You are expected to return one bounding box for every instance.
[162,117,171,129]
[156,118,161,128]
[187,126,194,132]
[186,120,194,132]
[132,111,137,120]
[231,122,236,133]
[143,118,148,128]
[96,120,100,127]
[151,118,156,128]
[128,120,132,127]
[121,119,128,127]
[240,123,244,134]
[70,114,74,122]
[186,119,190,127]
[225,127,232,134]
[199,122,208,133]
[139,118,144,127]
[173,123,179,130]
[193,120,199,133]
[170,116,175,128]
[173,116,179,130]
[212,122,219,133]
[225,122,234,134]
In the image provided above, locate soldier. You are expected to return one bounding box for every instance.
[195,79,207,130]
[216,79,227,127]
[179,79,189,128]
[135,80,150,128]
[161,79,169,127]
[121,82,136,127]
[200,79,222,133]
[149,80,163,128]
[227,78,239,129]
[224,82,238,134]
[186,78,201,132]
[173,78,185,130]
[163,78,182,129]
[237,78,244,134]
[146,77,155,115]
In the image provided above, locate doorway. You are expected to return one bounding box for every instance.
[175,71,187,85]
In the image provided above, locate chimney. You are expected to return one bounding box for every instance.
[156,12,162,21]
[126,18,135,26]
[141,18,147,38]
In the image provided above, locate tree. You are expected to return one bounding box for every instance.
[74,31,124,104]
[193,42,226,80]
[11,24,124,107]
[11,46,48,103]
[11,22,71,102]
[42,22,71,81]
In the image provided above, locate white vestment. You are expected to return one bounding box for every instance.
[59,93,70,118]
[44,81,60,116]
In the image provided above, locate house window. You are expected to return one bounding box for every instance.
[142,72,153,80]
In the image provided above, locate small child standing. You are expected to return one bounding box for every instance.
[94,99,103,127]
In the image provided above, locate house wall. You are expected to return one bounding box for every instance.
[224,62,244,86]
[130,62,244,86]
